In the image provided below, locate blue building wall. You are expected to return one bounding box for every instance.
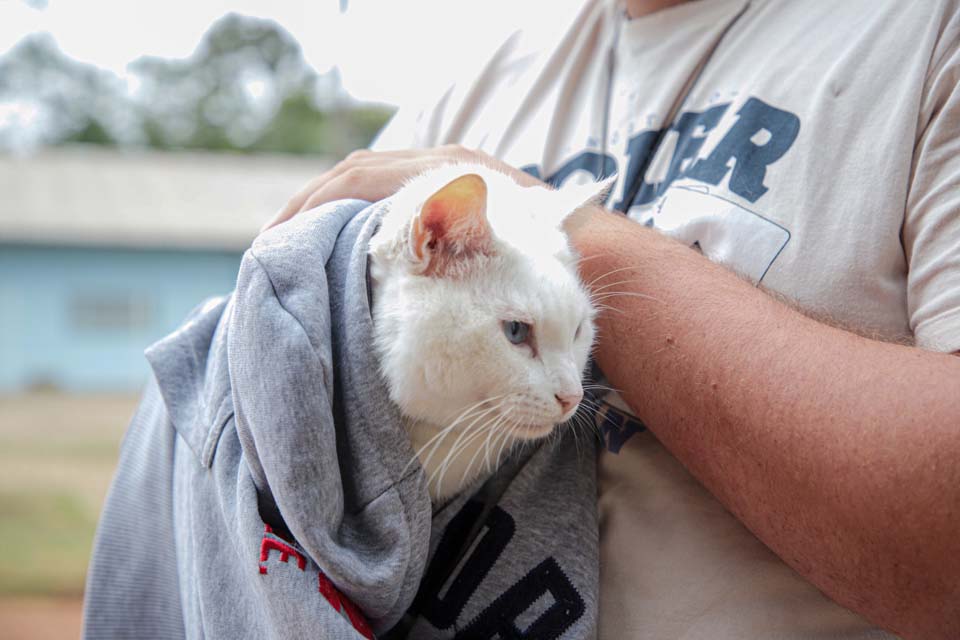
[0,244,243,392]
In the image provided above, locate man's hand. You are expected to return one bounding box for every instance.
[262,145,542,232]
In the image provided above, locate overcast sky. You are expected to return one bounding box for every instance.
[0,0,582,106]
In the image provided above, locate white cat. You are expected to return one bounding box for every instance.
[368,164,607,501]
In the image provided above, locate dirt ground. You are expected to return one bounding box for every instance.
[0,597,85,640]
[0,392,137,639]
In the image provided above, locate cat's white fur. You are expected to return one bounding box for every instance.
[368,164,605,501]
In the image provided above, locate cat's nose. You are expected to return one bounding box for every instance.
[555,391,583,414]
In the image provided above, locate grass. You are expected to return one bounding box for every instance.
[0,491,97,595]
[0,392,135,597]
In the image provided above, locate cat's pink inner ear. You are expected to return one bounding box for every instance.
[412,173,490,264]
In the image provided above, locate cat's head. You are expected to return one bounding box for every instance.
[369,164,607,439]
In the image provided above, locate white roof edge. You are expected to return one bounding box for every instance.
[0,146,333,252]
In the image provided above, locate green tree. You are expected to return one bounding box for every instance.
[0,14,394,155]
[0,33,127,149]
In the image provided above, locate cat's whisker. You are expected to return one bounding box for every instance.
[591,302,626,316]
[579,393,610,402]
[437,410,503,479]
[585,265,642,289]
[410,396,508,476]
[435,411,505,495]
[463,413,510,489]
[546,422,560,451]
[430,425,489,495]
[439,392,510,427]
[577,390,606,401]
[572,412,596,460]
[591,290,663,304]
[582,382,622,394]
[495,419,522,471]
[573,409,592,432]
[405,403,492,476]
[573,253,608,267]
[478,415,515,467]
[433,399,506,469]
[574,410,605,441]
[489,416,521,471]
[574,407,604,440]
[463,412,505,482]
[565,415,583,459]
[482,414,512,472]
[590,278,645,293]
[576,405,604,422]
[577,397,608,419]
[425,417,495,491]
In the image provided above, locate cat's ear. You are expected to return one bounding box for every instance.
[555,174,617,228]
[556,174,617,223]
[408,173,493,275]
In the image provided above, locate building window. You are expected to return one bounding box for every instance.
[70,293,152,331]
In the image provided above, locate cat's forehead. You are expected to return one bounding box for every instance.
[488,249,591,321]
[486,193,573,259]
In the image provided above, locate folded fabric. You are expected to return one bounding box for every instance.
[83,199,599,639]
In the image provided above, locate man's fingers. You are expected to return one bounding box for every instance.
[262,171,334,232]
[300,176,352,214]
[265,152,396,228]
[299,166,406,213]
[260,154,385,231]
[261,146,484,233]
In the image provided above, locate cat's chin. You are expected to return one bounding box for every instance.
[510,421,559,440]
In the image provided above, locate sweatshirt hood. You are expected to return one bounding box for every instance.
[145,199,432,631]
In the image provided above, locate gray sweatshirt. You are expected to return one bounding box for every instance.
[82,199,598,639]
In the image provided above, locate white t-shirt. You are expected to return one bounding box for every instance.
[375,0,960,637]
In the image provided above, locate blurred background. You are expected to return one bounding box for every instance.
[0,0,554,636]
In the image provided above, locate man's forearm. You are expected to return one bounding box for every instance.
[569,207,960,639]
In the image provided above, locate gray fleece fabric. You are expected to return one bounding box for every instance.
[82,199,598,639]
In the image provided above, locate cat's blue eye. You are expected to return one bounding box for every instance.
[502,320,531,345]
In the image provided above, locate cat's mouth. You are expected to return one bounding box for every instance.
[489,397,573,440]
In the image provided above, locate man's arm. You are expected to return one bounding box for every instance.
[567,207,960,640]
